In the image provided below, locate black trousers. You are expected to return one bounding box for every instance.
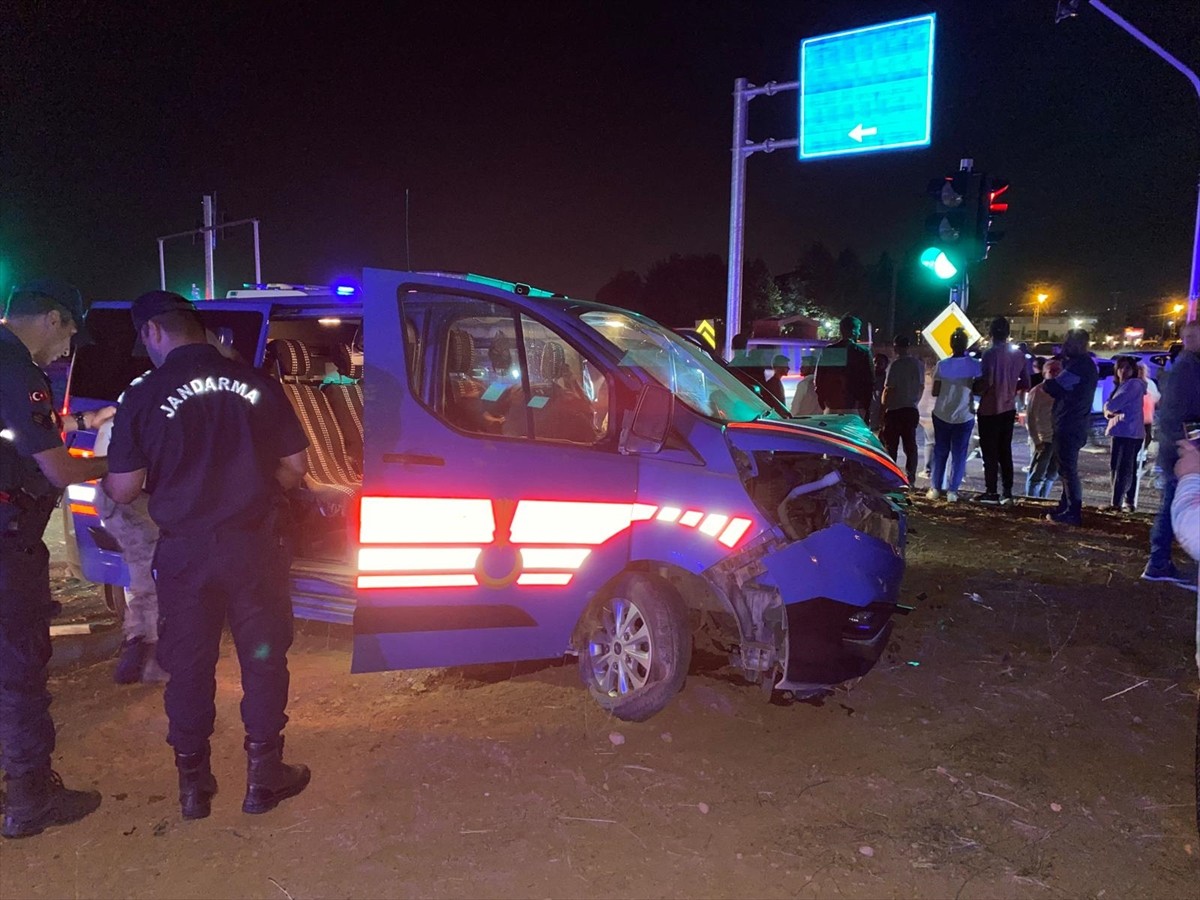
[978,410,1017,496]
[881,407,921,482]
[154,526,294,755]
[1110,436,1142,508]
[0,537,55,779]
[1053,428,1088,515]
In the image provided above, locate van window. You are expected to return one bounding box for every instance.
[400,293,609,445]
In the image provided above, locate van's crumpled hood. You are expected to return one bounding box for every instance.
[724,415,907,489]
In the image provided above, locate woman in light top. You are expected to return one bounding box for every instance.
[927,328,982,502]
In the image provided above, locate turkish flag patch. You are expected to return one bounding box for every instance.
[30,390,48,404]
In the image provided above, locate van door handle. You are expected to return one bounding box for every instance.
[382,453,445,466]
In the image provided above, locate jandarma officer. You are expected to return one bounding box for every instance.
[102,291,311,820]
[1,280,111,839]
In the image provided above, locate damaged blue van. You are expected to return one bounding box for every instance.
[65,269,909,720]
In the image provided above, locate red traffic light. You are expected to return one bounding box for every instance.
[988,179,1010,215]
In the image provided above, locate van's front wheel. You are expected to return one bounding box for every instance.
[579,573,691,722]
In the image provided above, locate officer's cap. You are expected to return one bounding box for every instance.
[5,279,86,324]
[131,290,199,333]
[5,279,92,345]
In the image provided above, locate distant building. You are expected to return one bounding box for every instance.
[750,313,820,340]
[1008,314,1098,343]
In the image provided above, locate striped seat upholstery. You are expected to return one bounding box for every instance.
[444,330,488,432]
[324,343,365,475]
[267,338,359,497]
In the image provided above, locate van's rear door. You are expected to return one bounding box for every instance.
[352,269,638,673]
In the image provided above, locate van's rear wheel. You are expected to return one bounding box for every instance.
[579,573,691,722]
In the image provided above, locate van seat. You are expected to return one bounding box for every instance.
[267,338,359,496]
[444,330,490,432]
[322,343,364,475]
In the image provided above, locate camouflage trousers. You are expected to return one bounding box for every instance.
[99,494,160,643]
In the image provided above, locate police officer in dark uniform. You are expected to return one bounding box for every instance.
[102,291,310,820]
[1,280,110,839]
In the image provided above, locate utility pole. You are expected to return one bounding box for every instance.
[202,194,216,300]
[1057,0,1200,322]
[157,194,262,297]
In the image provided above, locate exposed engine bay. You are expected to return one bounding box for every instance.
[708,447,908,695]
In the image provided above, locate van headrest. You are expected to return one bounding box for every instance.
[448,330,475,375]
[540,342,567,380]
[268,339,316,378]
[335,343,364,379]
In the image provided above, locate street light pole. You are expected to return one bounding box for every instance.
[1058,1,1200,323]
[1034,292,1048,341]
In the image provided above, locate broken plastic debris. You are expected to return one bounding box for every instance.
[697,802,710,814]
[906,660,920,667]
[608,732,625,746]
[963,592,994,611]
[859,846,875,857]
[1050,802,1063,813]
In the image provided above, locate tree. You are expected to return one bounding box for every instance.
[595,270,645,311]
[640,253,727,327]
[795,241,837,309]
[743,257,781,324]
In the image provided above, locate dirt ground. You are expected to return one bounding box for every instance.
[2,499,1198,899]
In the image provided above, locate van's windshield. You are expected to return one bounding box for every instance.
[579,311,778,423]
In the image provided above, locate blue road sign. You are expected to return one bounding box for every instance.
[799,14,935,160]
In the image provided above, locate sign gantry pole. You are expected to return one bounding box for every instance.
[723,15,937,359]
[723,79,799,361]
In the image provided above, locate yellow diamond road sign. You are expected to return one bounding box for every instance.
[694,319,717,349]
[921,303,982,360]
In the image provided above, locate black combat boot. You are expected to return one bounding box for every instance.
[1,769,101,839]
[175,747,218,820]
[242,736,310,815]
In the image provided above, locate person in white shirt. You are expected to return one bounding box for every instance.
[789,356,823,416]
[1170,437,1200,674]
[927,328,982,501]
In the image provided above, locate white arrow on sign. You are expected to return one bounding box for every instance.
[848,123,878,143]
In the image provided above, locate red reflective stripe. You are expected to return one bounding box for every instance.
[516,573,573,586]
[678,510,703,527]
[359,497,495,544]
[718,517,754,548]
[357,547,482,572]
[656,507,682,522]
[698,513,728,537]
[519,548,591,570]
[509,500,637,545]
[357,574,478,589]
[630,503,658,521]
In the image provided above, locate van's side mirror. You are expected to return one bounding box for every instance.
[620,383,673,454]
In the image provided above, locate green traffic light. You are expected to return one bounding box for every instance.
[919,247,959,280]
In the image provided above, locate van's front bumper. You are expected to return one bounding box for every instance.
[759,522,904,690]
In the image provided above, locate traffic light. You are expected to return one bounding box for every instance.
[978,177,1009,259]
[920,173,983,280]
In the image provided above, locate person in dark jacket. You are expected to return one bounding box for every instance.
[1042,329,1099,526]
[1104,356,1146,511]
[1143,320,1200,584]
[815,315,873,420]
[1,281,110,839]
[760,354,789,407]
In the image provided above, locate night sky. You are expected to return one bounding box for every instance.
[4,1,1199,320]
